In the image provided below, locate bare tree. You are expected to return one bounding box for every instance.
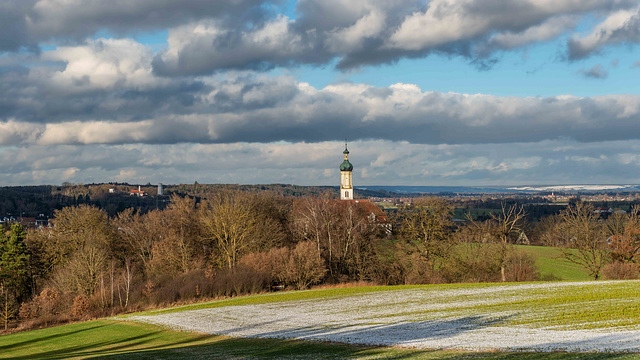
[285,241,326,289]
[199,191,285,269]
[606,206,640,263]
[468,203,526,282]
[553,202,608,280]
[292,195,375,280]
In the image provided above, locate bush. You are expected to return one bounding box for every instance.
[284,241,327,289]
[401,253,446,285]
[241,241,327,290]
[19,288,62,320]
[504,251,539,282]
[602,262,639,280]
[240,247,289,283]
[18,302,35,320]
[72,295,89,318]
[441,243,502,283]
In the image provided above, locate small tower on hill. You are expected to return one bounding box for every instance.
[340,142,354,200]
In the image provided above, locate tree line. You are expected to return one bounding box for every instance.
[1,192,638,332]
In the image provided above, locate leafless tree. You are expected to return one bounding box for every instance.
[199,191,285,269]
[552,202,608,280]
[468,203,526,282]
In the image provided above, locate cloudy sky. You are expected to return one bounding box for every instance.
[2,0,640,186]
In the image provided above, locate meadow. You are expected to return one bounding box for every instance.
[4,280,640,358]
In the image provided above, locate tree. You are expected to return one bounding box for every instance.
[199,191,285,269]
[553,202,608,280]
[48,205,114,297]
[467,203,526,282]
[292,195,376,281]
[285,241,326,289]
[0,224,30,329]
[606,206,640,263]
[397,197,454,269]
[146,195,203,279]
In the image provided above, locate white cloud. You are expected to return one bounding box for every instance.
[568,7,640,59]
[325,9,386,52]
[42,38,158,92]
[0,139,637,186]
[484,15,578,51]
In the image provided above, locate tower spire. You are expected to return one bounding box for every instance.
[339,142,353,200]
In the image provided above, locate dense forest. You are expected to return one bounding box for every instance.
[2,188,640,334]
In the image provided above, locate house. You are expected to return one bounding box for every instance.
[130,185,145,197]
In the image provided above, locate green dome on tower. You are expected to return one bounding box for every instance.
[340,159,353,171]
[340,143,353,171]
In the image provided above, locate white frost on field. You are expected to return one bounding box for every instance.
[128,281,640,352]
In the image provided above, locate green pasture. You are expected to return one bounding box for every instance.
[3,318,639,359]
[515,245,592,281]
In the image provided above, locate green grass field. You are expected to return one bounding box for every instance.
[515,245,592,281]
[0,246,627,359]
[3,318,639,359]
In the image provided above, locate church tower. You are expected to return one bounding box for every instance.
[340,143,354,200]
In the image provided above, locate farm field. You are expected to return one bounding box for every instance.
[124,281,640,353]
[5,281,640,358]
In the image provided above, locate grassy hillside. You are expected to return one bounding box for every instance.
[3,319,633,360]
[3,281,640,359]
[0,320,414,359]
[515,245,592,281]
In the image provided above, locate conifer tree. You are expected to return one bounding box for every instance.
[0,223,30,329]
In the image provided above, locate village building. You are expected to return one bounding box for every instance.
[130,185,145,197]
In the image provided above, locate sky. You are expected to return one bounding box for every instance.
[1,0,640,187]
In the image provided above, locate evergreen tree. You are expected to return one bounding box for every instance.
[0,223,30,329]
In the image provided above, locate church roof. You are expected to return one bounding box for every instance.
[340,159,353,171]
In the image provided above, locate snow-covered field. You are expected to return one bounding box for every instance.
[508,185,636,192]
[128,281,640,352]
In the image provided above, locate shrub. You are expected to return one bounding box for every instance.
[72,295,89,318]
[441,242,503,283]
[37,288,61,317]
[20,288,62,320]
[241,241,327,290]
[402,253,446,285]
[210,267,268,297]
[18,302,35,320]
[504,251,539,282]
[602,262,639,280]
[240,247,290,283]
[284,241,327,289]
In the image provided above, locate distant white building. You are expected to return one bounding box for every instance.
[158,183,164,196]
